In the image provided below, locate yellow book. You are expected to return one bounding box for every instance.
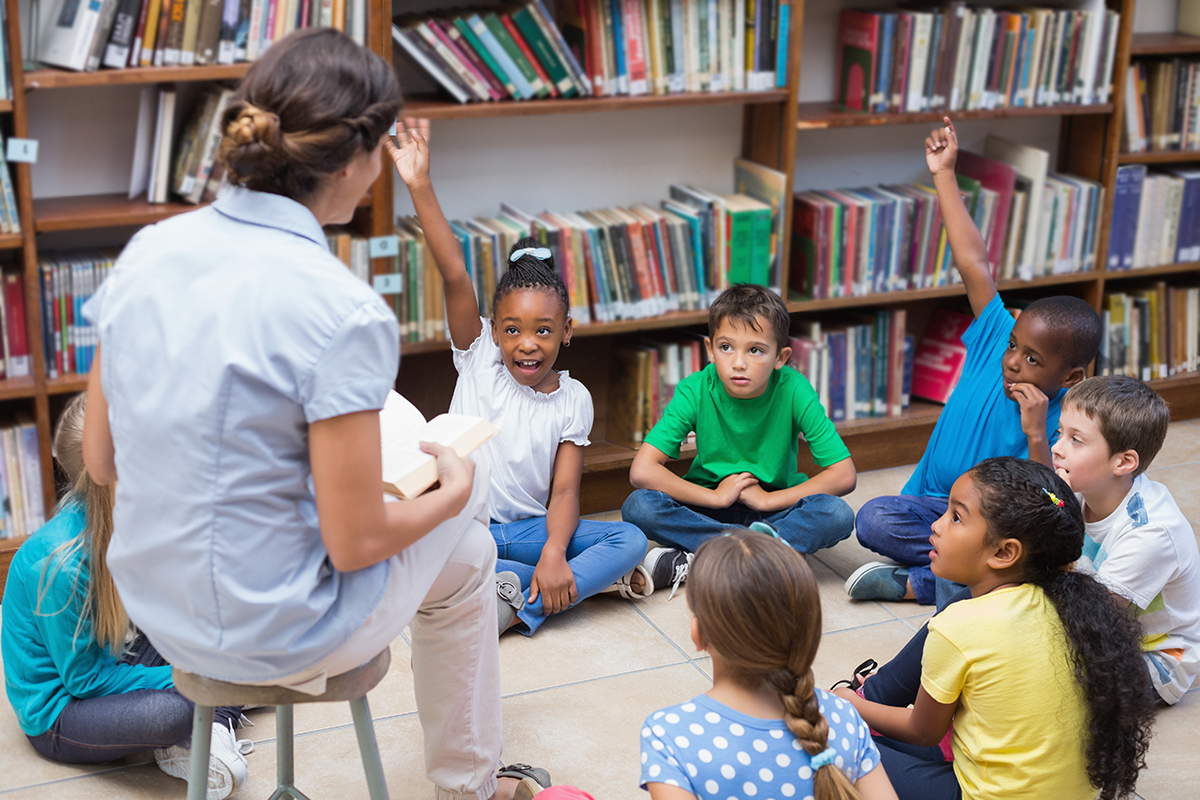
[379,391,497,500]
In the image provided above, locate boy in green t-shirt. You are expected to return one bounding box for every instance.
[622,285,857,593]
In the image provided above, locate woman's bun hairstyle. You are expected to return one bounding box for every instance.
[219,27,402,200]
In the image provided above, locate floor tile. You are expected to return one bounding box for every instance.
[809,558,901,634]
[1136,689,1200,796]
[841,468,910,515]
[1151,420,1200,469]
[810,621,917,693]
[1145,462,1200,521]
[627,584,698,658]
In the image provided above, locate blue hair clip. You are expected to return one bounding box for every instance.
[810,746,838,770]
[509,246,552,263]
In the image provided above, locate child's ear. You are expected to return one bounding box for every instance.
[1061,365,1086,389]
[703,336,714,364]
[690,616,705,653]
[776,345,792,370]
[988,537,1024,572]
[1112,449,1140,478]
[489,316,498,344]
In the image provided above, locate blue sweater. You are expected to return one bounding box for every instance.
[1,502,172,736]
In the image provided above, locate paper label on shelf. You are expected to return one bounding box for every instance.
[6,139,37,164]
[369,235,400,258]
[373,274,402,294]
[668,74,686,93]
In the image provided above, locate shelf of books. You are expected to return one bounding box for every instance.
[406,89,791,120]
[796,102,1114,130]
[24,64,251,90]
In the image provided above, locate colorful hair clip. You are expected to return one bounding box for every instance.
[1042,488,1065,508]
[509,246,552,263]
[810,746,838,770]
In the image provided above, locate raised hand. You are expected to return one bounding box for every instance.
[385,117,432,189]
[925,116,958,177]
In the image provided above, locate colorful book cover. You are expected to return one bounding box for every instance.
[911,309,972,403]
[836,10,880,112]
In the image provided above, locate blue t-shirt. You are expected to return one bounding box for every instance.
[640,691,880,798]
[903,294,1065,498]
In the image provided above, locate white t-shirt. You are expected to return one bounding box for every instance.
[449,320,593,523]
[1077,475,1200,704]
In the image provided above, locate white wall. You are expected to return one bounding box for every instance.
[16,0,1185,208]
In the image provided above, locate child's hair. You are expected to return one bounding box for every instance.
[219,27,401,200]
[1022,296,1103,369]
[688,530,860,800]
[37,394,127,655]
[968,457,1154,799]
[708,284,790,352]
[1063,376,1169,476]
[492,236,569,317]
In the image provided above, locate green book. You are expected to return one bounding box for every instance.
[453,17,519,99]
[483,12,549,98]
[721,194,771,285]
[511,6,576,97]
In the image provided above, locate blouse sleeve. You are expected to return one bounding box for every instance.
[559,381,594,447]
[301,300,400,424]
[451,318,499,376]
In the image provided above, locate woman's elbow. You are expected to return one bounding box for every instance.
[82,449,117,487]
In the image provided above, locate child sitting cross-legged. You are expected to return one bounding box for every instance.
[640,529,897,800]
[835,457,1156,800]
[623,285,857,590]
[390,119,650,633]
[1053,375,1200,705]
[847,117,1102,606]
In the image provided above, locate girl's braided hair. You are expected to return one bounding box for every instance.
[493,237,569,317]
[969,457,1155,799]
[688,530,861,800]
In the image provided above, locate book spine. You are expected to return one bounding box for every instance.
[484,13,548,97]
[512,6,576,96]
[501,13,559,98]
[468,15,534,99]
[103,0,146,68]
[453,18,517,99]
[441,20,508,100]
[216,0,240,64]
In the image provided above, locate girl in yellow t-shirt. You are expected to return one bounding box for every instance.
[834,457,1154,800]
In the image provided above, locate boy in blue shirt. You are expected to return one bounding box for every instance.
[846,118,1102,605]
[622,285,858,592]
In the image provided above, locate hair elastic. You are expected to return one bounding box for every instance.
[810,746,838,770]
[509,246,552,263]
[1042,488,1065,508]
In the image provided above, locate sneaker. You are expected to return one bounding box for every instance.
[845,562,909,601]
[748,521,780,539]
[641,547,692,601]
[155,721,251,800]
[496,571,525,634]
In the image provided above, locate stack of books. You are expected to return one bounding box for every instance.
[128,85,234,204]
[38,0,369,72]
[1121,59,1200,154]
[0,136,20,235]
[835,4,1119,114]
[791,139,1103,300]
[607,334,708,449]
[394,0,791,104]
[1107,165,1200,271]
[0,416,45,541]
[1098,286,1200,381]
[38,252,113,380]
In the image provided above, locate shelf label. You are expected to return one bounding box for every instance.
[6,138,38,164]
[369,235,400,258]
[373,274,402,295]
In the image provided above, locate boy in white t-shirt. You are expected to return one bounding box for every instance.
[1052,376,1200,704]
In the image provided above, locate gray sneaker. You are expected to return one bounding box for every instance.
[844,562,909,601]
[496,571,525,634]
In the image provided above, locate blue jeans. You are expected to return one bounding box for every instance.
[855,495,964,606]
[26,635,241,764]
[621,489,854,555]
[491,516,648,635]
[873,737,961,800]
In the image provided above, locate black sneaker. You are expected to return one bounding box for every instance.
[641,547,693,601]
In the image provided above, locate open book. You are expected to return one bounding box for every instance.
[380,391,497,499]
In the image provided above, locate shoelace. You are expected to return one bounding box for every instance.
[666,553,693,602]
[228,716,255,756]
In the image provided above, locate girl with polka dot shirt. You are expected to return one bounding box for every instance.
[640,530,897,800]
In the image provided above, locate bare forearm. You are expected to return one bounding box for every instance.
[544,490,580,556]
[1027,435,1051,467]
[844,695,941,748]
[632,458,719,508]
[332,485,470,572]
[933,170,996,316]
[406,179,482,347]
[780,457,857,504]
[83,349,118,486]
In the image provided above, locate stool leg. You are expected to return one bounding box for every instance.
[187,705,215,800]
[276,705,295,789]
[349,696,389,800]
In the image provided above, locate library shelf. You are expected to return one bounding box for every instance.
[45,375,88,395]
[405,90,791,120]
[24,64,251,90]
[1103,261,1200,281]
[0,99,12,113]
[583,437,697,474]
[1117,151,1200,165]
[795,101,1113,130]
[787,272,1099,313]
[0,376,36,401]
[1129,32,1200,56]
[0,232,22,249]
[1148,372,1200,420]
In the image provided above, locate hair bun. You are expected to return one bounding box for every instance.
[227,104,281,148]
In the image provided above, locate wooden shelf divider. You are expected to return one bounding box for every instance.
[1129,32,1200,55]
[1117,150,1200,165]
[405,89,790,120]
[796,101,1111,130]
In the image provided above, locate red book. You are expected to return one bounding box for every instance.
[430,19,504,100]
[955,150,1017,270]
[836,10,881,112]
[790,194,821,299]
[622,0,649,95]
[890,14,913,112]
[131,0,154,67]
[911,309,973,403]
[5,274,29,378]
[501,13,558,98]
[888,308,907,416]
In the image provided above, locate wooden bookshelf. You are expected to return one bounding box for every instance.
[0,377,36,401]
[0,100,12,113]
[406,90,791,120]
[1129,32,1200,55]
[1102,261,1200,281]
[0,233,22,249]
[24,64,251,90]
[796,101,1113,130]
[1117,150,1200,165]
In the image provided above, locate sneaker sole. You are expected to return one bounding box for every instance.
[844,561,900,599]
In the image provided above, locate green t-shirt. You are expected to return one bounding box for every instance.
[643,364,850,491]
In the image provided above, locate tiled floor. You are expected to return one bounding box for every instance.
[2,421,1198,798]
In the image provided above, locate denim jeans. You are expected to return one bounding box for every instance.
[621,489,854,555]
[854,495,965,605]
[872,737,961,800]
[491,516,648,635]
[26,635,241,764]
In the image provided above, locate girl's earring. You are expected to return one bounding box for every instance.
[563,339,571,347]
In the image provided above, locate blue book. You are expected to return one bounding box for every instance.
[1121,165,1147,270]
[610,0,628,94]
[855,323,873,419]
[467,14,535,99]
[874,312,889,416]
[874,14,896,113]
[775,3,791,88]
[1108,166,1132,269]
[827,329,847,422]
[662,203,707,302]
[1166,168,1200,263]
[901,334,915,410]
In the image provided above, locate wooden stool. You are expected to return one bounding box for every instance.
[173,648,391,800]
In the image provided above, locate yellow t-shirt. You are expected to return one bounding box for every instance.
[921,584,1094,800]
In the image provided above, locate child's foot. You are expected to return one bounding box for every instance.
[601,564,653,599]
[155,721,252,800]
[496,571,525,634]
[641,547,693,600]
[845,562,911,601]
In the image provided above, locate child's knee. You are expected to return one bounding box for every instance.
[814,494,855,537]
[614,522,650,558]
[621,489,663,525]
[854,497,893,547]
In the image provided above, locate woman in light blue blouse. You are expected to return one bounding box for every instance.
[81,29,519,800]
